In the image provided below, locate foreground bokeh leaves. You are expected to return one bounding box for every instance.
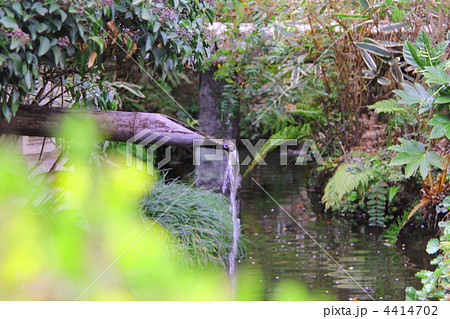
[0,115,315,300]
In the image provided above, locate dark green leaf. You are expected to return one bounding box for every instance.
[435,96,450,104]
[0,16,18,29]
[403,40,428,70]
[388,186,400,202]
[9,53,22,75]
[24,70,32,90]
[429,114,450,139]
[423,66,450,85]
[2,102,12,122]
[49,2,60,13]
[389,138,442,178]
[393,83,433,113]
[153,21,161,33]
[359,0,370,9]
[426,238,440,254]
[52,46,61,66]
[9,38,21,51]
[11,2,23,15]
[356,41,391,58]
[36,22,48,33]
[38,37,51,56]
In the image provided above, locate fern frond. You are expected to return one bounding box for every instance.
[368,99,406,114]
[322,163,379,210]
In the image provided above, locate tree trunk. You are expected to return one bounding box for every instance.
[195,67,240,190]
[0,105,220,147]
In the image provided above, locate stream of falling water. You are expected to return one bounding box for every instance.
[221,145,241,283]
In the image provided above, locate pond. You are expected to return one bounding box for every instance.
[238,150,432,301]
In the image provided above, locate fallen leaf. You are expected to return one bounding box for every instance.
[123,42,138,62]
[87,51,98,68]
[106,21,115,30]
[81,42,89,53]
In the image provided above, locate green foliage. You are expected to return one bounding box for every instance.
[426,238,441,254]
[356,38,404,86]
[406,221,450,300]
[322,161,380,210]
[393,83,433,114]
[429,114,450,139]
[367,181,387,227]
[403,30,449,71]
[384,210,410,244]
[368,99,407,114]
[389,138,442,179]
[140,177,246,268]
[221,78,240,125]
[0,0,214,120]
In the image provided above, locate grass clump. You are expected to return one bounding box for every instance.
[140,177,245,268]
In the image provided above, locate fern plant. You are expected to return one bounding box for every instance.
[366,181,387,227]
[322,161,380,210]
[368,99,408,114]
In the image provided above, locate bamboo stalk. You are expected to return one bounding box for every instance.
[0,106,226,148]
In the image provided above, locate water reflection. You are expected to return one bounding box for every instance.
[239,151,427,301]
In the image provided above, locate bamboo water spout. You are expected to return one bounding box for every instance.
[0,106,230,150]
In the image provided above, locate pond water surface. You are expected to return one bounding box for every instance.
[238,151,431,301]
